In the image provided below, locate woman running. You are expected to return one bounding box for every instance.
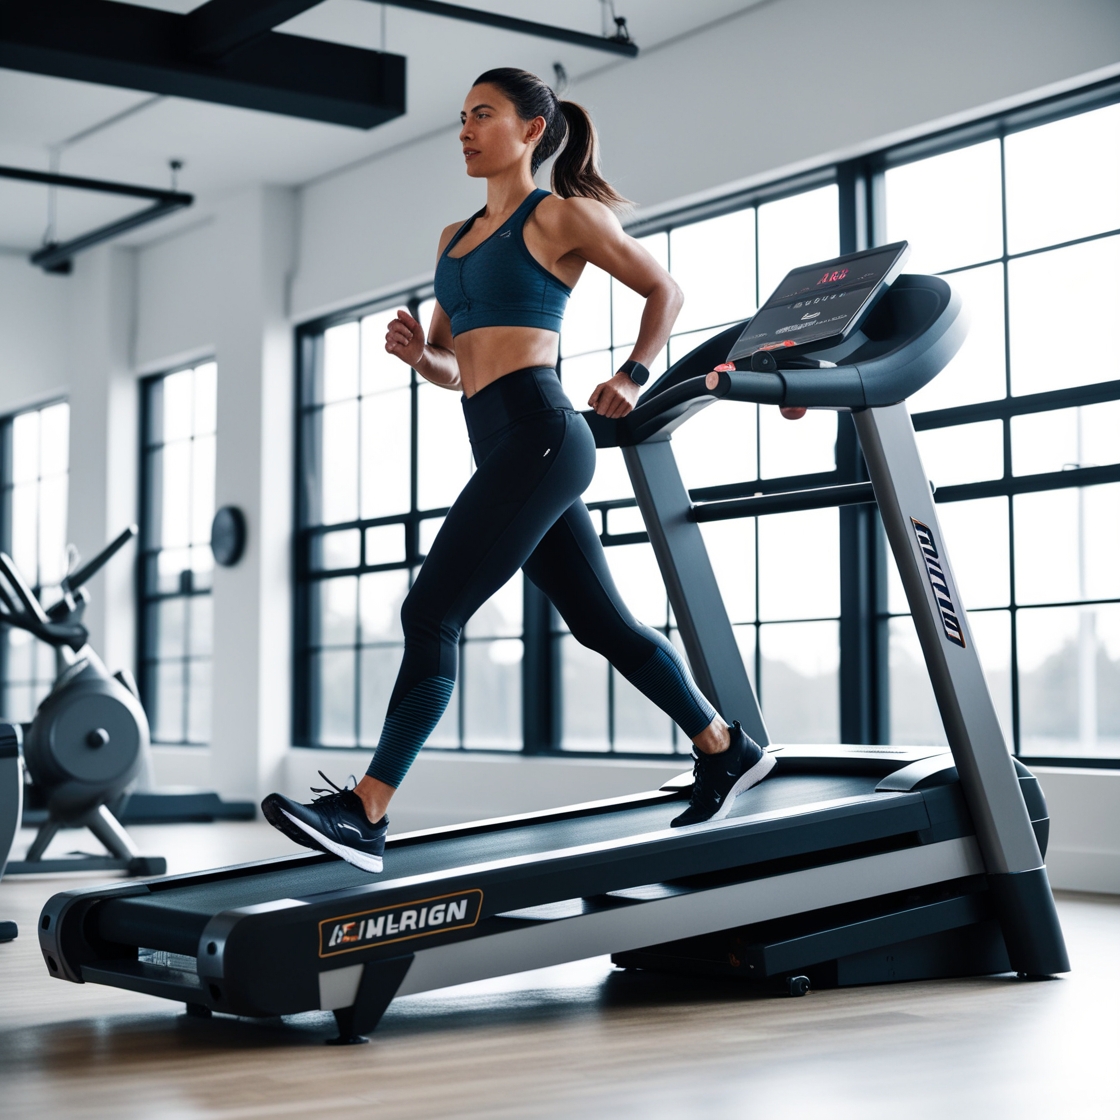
[263,68,773,872]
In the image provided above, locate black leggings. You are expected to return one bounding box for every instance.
[366,366,716,788]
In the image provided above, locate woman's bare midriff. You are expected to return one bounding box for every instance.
[453,326,561,397]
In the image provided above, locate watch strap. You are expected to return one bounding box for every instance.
[618,359,650,386]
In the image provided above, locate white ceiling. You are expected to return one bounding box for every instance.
[0,0,766,255]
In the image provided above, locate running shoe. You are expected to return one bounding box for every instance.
[670,722,775,827]
[261,772,387,873]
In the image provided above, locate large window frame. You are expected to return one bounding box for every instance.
[294,75,1120,768]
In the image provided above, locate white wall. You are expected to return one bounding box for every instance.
[0,253,70,415]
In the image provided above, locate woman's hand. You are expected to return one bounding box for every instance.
[385,308,426,367]
[780,407,807,420]
[589,372,641,418]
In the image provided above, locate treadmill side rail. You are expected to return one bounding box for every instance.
[855,402,1068,975]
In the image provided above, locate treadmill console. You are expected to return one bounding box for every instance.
[728,242,910,363]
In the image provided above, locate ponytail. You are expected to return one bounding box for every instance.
[471,67,630,212]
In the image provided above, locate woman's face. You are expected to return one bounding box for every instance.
[459,84,545,179]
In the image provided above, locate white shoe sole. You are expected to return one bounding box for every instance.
[706,749,777,823]
[281,809,384,873]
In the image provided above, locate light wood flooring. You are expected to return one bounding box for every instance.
[2,821,1118,1120]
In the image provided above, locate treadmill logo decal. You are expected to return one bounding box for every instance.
[911,519,966,649]
[318,889,484,958]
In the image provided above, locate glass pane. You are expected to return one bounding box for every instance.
[5,628,35,682]
[38,402,69,477]
[315,576,358,646]
[37,475,67,586]
[559,349,613,411]
[160,441,191,548]
[1009,235,1120,396]
[757,186,839,304]
[971,609,1013,744]
[359,569,408,642]
[359,644,403,745]
[323,321,360,403]
[320,527,361,570]
[613,233,668,350]
[189,595,212,658]
[759,620,839,743]
[758,508,839,622]
[885,141,1003,273]
[364,523,405,566]
[162,369,194,443]
[759,405,836,479]
[605,505,644,536]
[666,326,724,367]
[157,548,190,594]
[191,433,216,545]
[417,297,437,338]
[932,497,1010,610]
[673,401,757,491]
[154,598,186,660]
[1005,103,1120,255]
[733,623,758,693]
[1014,484,1120,605]
[320,400,359,525]
[190,544,213,590]
[11,409,39,484]
[1012,401,1120,476]
[418,517,444,556]
[699,518,756,624]
[909,264,1006,412]
[187,658,210,743]
[361,387,411,518]
[584,446,633,505]
[361,309,412,392]
[193,362,217,435]
[914,420,1003,489]
[2,684,36,724]
[315,648,356,747]
[888,615,946,746]
[561,262,611,358]
[9,483,37,584]
[462,639,521,749]
[465,570,522,638]
[612,668,674,753]
[153,660,185,743]
[671,209,757,335]
[417,383,472,510]
[1018,603,1120,759]
[604,542,668,627]
[560,635,609,751]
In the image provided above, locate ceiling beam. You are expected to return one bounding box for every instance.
[0,0,406,130]
[378,1,640,57]
[185,0,327,61]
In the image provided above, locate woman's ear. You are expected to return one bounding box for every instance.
[525,115,547,144]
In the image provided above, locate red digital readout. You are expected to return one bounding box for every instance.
[816,267,849,286]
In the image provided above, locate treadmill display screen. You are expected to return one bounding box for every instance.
[728,242,909,360]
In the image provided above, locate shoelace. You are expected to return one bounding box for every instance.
[690,752,708,800]
[309,770,358,802]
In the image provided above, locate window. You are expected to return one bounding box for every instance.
[295,301,523,751]
[558,185,841,753]
[0,401,69,722]
[139,363,217,745]
[882,98,1120,762]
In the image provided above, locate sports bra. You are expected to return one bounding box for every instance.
[433,189,572,336]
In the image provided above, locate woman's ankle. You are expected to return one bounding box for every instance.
[354,775,394,823]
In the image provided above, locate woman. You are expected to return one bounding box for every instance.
[263,68,773,872]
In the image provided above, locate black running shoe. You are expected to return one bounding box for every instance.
[671,722,774,827]
[261,772,387,874]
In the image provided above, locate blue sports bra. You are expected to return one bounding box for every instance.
[433,189,572,336]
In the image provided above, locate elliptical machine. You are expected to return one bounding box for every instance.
[0,527,165,881]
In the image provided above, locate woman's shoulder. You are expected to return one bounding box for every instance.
[533,193,618,237]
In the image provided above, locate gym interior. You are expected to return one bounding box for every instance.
[2,2,1120,1117]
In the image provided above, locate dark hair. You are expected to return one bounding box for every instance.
[472,67,629,211]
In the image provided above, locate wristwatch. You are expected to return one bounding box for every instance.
[617,359,650,386]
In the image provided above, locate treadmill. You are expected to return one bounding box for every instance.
[38,249,1070,1043]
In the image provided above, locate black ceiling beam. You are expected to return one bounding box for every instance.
[377,1,640,57]
[0,163,194,273]
[184,0,326,61]
[0,0,406,130]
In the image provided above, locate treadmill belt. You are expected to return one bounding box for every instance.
[97,773,889,953]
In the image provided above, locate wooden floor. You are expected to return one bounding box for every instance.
[2,821,1118,1120]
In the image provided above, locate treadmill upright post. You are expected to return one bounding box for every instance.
[854,402,1069,976]
[330,954,414,1044]
[622,440,769,746]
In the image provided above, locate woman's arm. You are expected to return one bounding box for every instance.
[384,223,464,391]
[556,198,683,418]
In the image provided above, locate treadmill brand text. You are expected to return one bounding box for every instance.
[911,518,966,648]
[319,889,484,957]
